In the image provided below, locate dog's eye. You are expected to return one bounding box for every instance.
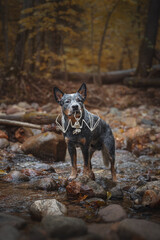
[65,99,71,104]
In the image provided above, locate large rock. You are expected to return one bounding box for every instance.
[117,218,160,240]
[98,204,127,222]
[41,215,87,238]
[66,179,106,199]
[21,132,66,161]
[0,213,26,229]
[30,199,67,220]
[0,225,20,240]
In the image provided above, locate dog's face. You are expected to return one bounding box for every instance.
[54,83,87,116]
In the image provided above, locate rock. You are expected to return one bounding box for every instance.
[41,103,54,112]
[142,190,160,207]
[88,223,119,240]
[85,198,105,207]
[117,218,160,240]
[110,186,123,199]
[21,132,66,161]
[0,130,8,139]
[15,127,33,143]
[136,180,160,195]
[30,199,67,220]
[141,119,155,126]
[41,215,87,238]
[98,204,127,222]
[0,225,20,240]
[18,101,30,109]
[32,178,58,191]
[70,233,103,240]
[124,126,150,139]
[6,105,24,114]
[66,179,106,199]
[26,226,48,240]
[0,213,26,229]
[10,142,23,153]
[0,138,9,149]
[121,117,137,128]
[3,170,29,183]
[31,102,39,110]
[109,107,121,116]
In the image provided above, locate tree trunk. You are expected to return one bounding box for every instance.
[1,0,9,65]
[97,0,119,86]
[136,0,160,77]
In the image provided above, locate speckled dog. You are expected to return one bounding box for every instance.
[54,83,116,181]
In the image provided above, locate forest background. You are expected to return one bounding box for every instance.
[0,0,160,103]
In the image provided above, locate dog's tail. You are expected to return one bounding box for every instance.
[102,145,113,167]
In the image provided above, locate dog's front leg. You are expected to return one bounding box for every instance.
[81,145,95,180]
[68,142,77,180]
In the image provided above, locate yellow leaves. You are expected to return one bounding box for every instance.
[0,170,7,176]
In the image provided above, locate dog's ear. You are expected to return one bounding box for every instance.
[77,83,87,100]
[53,87,64,104]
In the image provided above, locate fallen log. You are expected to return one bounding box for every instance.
[0,112,57,125]
[0,119,42,129]
[123,77,160,87]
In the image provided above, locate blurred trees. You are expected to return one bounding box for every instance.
[0,0,159,89]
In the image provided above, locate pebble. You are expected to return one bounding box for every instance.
[41,215,88,238]
[30,199,67,220]
[98,204,127,222]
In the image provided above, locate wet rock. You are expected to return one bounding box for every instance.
[98,204,127,222]
[26,226,48,240]
[117,218,160,240]
[0,130,8,139]
[0,225,20,240]
[0,138,9,149]
[0,213,26,229]
[3,170,29,183]
[110,186,123,199]
[88,223,119,240]
[32,178,58,191]
[142,190,160,207]
[136,180,160,195]
[41,215,87,238]
[66,179,106,199]
[30,199,67,220]
[21,132,66,161]
[70,233,103,240]
[85,198,105,207]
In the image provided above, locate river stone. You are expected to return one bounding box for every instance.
[66,180,106,199]
[30,199,67,220]
[0,213,26,229]
[0,225,20,240]
[32,178,58,191]
[117,218,160,240]
[21,132,66,161]
[99,204,127,222]
[0,138,9,149]
[41,215,87,238]
[110,186,123,199]
[3,170,29,183]
[136,180,160,195]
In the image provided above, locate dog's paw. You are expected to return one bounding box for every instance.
[68,168,77,180]
[83,168,95,180]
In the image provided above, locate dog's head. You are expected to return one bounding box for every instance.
[53,83,87,117]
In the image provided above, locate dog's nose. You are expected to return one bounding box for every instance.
[72,105,79,111]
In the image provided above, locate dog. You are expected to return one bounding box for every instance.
[54,83,117,182]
